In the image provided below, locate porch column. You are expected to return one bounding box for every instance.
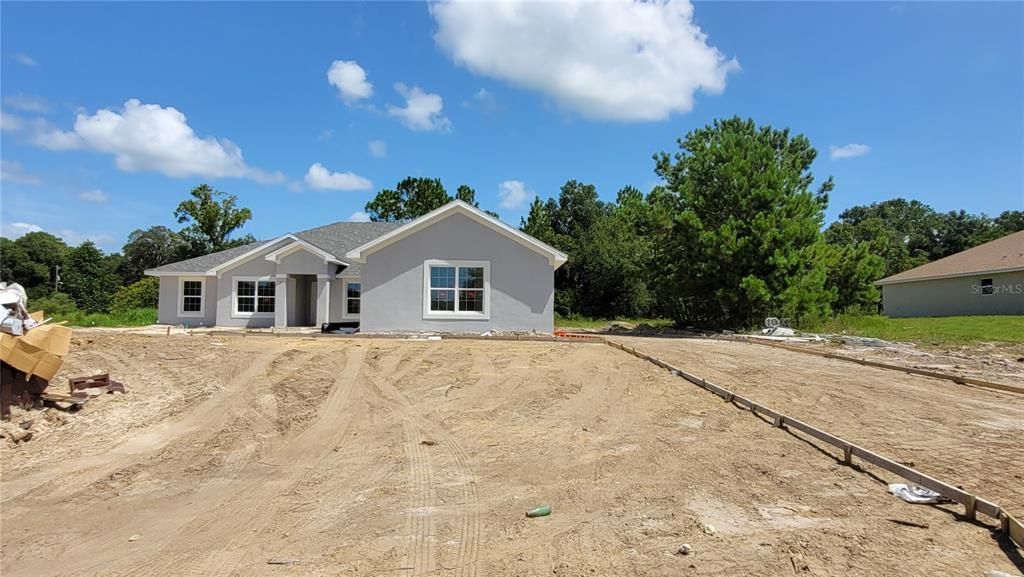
[316,275,331,327]
[274,274,288,328]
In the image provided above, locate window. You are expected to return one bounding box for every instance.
[234,277,275,317]
[423,260,489,319]
[980,278,993,295]
[346,282,361,315]
[179,278,205,317]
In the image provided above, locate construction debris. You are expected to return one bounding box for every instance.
[67,373,126,396]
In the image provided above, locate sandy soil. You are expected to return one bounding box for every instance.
[613,336,1024,521]
[1,333,1021,576]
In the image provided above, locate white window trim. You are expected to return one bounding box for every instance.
[178,276,206,318]
[341,278,361,320]
[422,259,490,320]
[231,275,276,319]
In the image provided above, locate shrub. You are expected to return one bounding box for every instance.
[111,276,159,311]
[27,292,79,316]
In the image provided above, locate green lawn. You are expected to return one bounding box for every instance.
[819,314,1024,346]
[554,316,673,330]
[48,307,158,328]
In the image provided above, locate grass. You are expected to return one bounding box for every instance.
[554,315,673,330]
[819,314,1024,346]
[48,307,158,328]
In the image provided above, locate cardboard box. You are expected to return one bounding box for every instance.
[0,323,72,381]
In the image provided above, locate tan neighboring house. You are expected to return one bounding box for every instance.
[876,229,1024,317]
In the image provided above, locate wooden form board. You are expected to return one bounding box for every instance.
[604,338,1023,551]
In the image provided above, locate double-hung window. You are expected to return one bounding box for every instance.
[346,282,361,316]
[234,277,275,316]
[423,260,489,319]
[179,277,205,317]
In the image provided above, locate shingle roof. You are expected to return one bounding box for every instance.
[147,221,401,275]
[876,230,1024,285]
[147,241,271,274]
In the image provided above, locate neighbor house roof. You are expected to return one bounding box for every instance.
[876,230,1024,285]
[345,200,569,268]
[146,221,400,276]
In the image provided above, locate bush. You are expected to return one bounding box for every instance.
[111,276,159,311]
[27,292,79,316]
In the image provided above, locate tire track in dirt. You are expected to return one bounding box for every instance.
[4,345,366,577]
[363,345,481,577]
[0,347,282,505]
[114,345,368,577]
[403,419,436,575]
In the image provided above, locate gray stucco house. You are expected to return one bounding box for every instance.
[876,229,1024,317]
[146,200,567,333]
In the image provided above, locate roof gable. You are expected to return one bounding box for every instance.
[877,230,1024,285]
[344,200,568,268]
[145,221,400,276]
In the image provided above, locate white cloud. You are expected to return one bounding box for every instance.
[497,180,531,210]
[29,118,83,150]
[386,83,452,132]
[27,99,284,183]
[304,162,373,191]
[431,0,738,122]
[349,211,371,222]
[327,60,374,104]
[0,160,41,185]
[464,87,501,113]
[317,129,334,142]
[3,222,43,238]
[1,110,26,132]
[77,189,109,203]
[829,143,871,160]
[3,95,48,114]
[14,54,38,67]
[368,139,387,158]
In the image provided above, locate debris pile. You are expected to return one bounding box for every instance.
[1,282,76,420]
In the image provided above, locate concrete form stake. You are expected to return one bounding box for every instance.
[842,445,853,466]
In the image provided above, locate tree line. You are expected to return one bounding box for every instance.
[0,184,255,315]
[363,117,1023,329]
[3,116,1020,328]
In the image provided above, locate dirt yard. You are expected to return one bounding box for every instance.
[1,333,1021,576]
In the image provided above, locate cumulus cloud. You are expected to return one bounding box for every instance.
[1,110,26,132]
[431,0,738,122]
[349,211,371,222]
[304,162,373,191]
[25,99,284,183]
[387,83,452,132]
[327,60,374,104]
[497,180,531,210]
[77,189,109,203]
[3,95,48,114]
[14,53,38,67]
[367,139,387,158]
[3,222,43,238]
[0,160,41,185]
[829,143,871,160]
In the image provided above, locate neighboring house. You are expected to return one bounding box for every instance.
[146,200,567,333]
[876,230,1024,317]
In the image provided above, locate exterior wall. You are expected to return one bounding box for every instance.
[215,246,281,328]
[360,213,555,333]
[276,249,331,276]
[882,271,1024,317]
[329,279,346,322]
[157,276,217,327]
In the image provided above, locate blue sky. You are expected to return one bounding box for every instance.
[1,1,1021,252]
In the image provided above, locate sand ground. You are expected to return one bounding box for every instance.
[1,333,1021,576]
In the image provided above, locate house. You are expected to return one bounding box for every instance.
[146,200,567,332]
[875,230,1024,317]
